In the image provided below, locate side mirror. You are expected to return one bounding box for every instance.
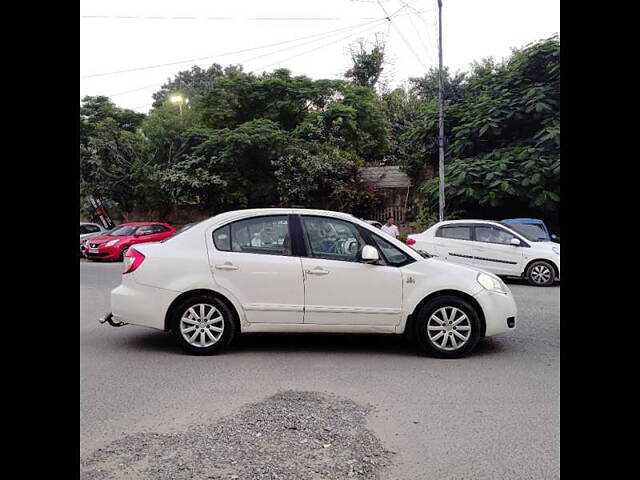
[510,238,521,247]
[360,245,380,264]
[134,231,145,237]
[551,234,558,240]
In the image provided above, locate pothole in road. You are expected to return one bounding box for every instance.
[81,391,393,479]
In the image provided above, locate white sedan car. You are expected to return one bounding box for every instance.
[108,209,517,358]
[406,220,560,287]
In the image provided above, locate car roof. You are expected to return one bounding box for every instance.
[435,219,504,226]
[502,218,545,224]
[205,208,358,224]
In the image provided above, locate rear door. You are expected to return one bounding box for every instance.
[433,224,475,266]
[208,215,305,324]
[472,225,525,275]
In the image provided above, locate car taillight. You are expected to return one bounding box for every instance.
[406,238,416,246]
[123,248,145,274]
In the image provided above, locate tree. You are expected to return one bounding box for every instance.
[409,67,467,103]
[345,38,386,88]
[80,96,145,144]
[80,118,153,215]
[151,64,242,108]
[421,35,560,217]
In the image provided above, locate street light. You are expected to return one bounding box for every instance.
[169,94,188,116]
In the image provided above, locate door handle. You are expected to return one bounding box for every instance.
[305,268,329,275]
[215,262,239,271]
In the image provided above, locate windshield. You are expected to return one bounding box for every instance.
[502,223,548,241]
[109,225,138,236]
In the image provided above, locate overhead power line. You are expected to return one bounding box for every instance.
[252,19,389,73]
[81,15,383,21]
[81,16,387,79]
[376,0,429,70]
[105,18,390,98]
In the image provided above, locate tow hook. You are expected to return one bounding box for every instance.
[99,312,128,327]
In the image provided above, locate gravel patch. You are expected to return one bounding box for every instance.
[81,391,393,479]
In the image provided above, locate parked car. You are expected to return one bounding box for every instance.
[84,222,176,261]
[406,220,560,287]
[501,218,559,243]
[80,222,107,257]
[106,208,517,358]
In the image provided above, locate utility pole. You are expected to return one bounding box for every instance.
[437,0,445,222]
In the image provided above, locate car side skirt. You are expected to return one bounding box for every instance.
[241,323,397,334]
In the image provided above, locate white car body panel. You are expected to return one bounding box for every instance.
[301,258,402,326]
[407,220,560,280]
[111,209,518,339]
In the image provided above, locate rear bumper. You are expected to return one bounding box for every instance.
[473,288,517,336]
[111,280,179,330]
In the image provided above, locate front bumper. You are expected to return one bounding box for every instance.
[473,288,517,336]
[84,245,122,260]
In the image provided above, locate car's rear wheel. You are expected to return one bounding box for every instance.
[171,295,235,355]
[526,260,555,287]
[414,296,481,358]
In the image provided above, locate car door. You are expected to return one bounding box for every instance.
[472,225,525,275]
[433,224,475,266]
[299,215,403,326]
[208,215,304,324]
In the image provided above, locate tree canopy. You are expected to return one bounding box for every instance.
[80,35,559,226]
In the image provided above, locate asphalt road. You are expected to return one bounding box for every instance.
[80,259,559,479]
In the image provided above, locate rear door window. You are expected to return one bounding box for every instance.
[437,226,472,240]
[475,226,517,245]
[221,216,291,256]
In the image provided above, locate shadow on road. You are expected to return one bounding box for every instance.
[112,329,508,358]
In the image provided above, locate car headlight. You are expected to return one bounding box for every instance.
[552,246,560,255]
[477,272,507,294]
[105,239,119,247]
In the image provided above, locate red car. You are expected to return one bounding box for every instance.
[83,222,176,261]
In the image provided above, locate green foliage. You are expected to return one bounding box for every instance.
[422,145,559,212]
[420,35,560,216]
[409,67,467,103]
[345,38,385,88]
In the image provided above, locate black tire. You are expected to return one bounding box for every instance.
[171,295,236,355]
[414,295,481,358]
[525,260,555,287]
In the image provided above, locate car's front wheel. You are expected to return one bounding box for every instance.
[171,295,236,355]
[525,260,555,287]
[414,296,481,358]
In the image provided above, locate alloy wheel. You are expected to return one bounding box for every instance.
[180,303,225,348]
[530,264,552,284]
[427,306,472,351]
